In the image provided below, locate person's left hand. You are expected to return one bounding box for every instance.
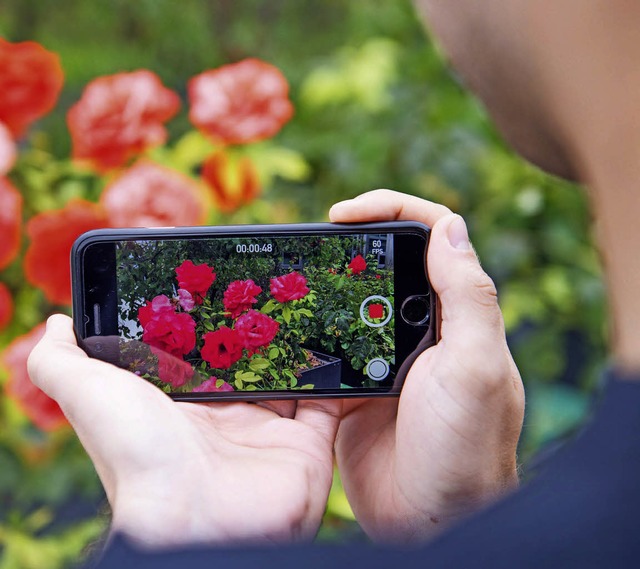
[28,315,341,549]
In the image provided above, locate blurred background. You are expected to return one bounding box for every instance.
[0,1,606,567]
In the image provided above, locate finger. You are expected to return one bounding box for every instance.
[294,399,342,448]
[28,314,171,433]
[426,214,515,382]
[329,189,453,227]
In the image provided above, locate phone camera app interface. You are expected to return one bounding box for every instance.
[114,233,399,394]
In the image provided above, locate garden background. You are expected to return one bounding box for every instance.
[0,1,606,567]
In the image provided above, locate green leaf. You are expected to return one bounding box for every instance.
[249,358,271,371]
[282,305,292,324]
[300,384,314,390]
[236,371,261,382]
[261,299,278,314]
[268,347,280,360]
[244,384,258,391]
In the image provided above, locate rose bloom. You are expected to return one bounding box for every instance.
[368,303,384,320]
[0,282,13,331]
[188,58,294,145]
[0,178,22,270]
[68,70,180,172]
[235,310,280,352]
[0,38,64,138]
[152,347,194,388]
[201,150,260,213]
[175,260,216,304]
[201,326,243,370]
[270,271,309,303]
[138,294,174,328]
[177,289,195,312]
[0,122,16,175]
[143,310,196,358]
[223,279,262,319]
[101,160,208,227]
[192,377,234,393]
[348,254,367,275]
[2,323,68,431]
[24,200,108,305]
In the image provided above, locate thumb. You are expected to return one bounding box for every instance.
[428,215,506,353]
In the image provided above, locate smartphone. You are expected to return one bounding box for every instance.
[71,222,437,401]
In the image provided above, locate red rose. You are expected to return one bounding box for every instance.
[270,272,309,303]
[348,254,367,275]
[2,323,68,431]
[201,151,260,213]
[235,310,280,352]
[152,347,194,388]
[24,200,108,305]
[175,260,216,304]
[0,282,13,331]
[68,70,180,172]
[138,294,174,328]
[201,326,243,370]
[142,311,196,358]
[192,377,234,393]
[188,58,294,145]
[0,123,16,175]
[368,303,384,320]
[223,279,262,319]
[0,39,64,138]
[101,160,208,228]
[0,178,22,271]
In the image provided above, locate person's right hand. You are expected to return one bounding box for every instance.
[330,190,525,543]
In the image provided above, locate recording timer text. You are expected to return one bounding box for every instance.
[236,243,273,254]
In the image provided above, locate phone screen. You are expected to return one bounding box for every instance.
[75,226,433,399]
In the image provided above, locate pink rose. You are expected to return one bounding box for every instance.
[152,347,194,388]
[235,310,280,352]
[192,377,234,393]
[142,310,196,358]
[138,294,174,328]
[175,260,216,304]
[223,279,262,319]
[270,271,309,303]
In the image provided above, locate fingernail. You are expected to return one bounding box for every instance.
[447,215,471,250]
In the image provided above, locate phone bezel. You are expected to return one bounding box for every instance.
[72,222,438,401]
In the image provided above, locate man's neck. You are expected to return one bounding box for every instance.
[581,142,640,372]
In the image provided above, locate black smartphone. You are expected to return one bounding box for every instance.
[71,222,437,401]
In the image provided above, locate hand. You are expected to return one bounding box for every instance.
[28,315,341,549]
[330,190,524,543]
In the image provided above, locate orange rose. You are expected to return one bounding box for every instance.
[201,150,260,213]
[101,160,208,227]
[0,178,22,270]
[68,70,180,172]
[189,58,294,144]
[24,200,108,305]
[2,323,68,431]
[0,38,64,138]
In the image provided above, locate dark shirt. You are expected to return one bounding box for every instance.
[95,369,640,568]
